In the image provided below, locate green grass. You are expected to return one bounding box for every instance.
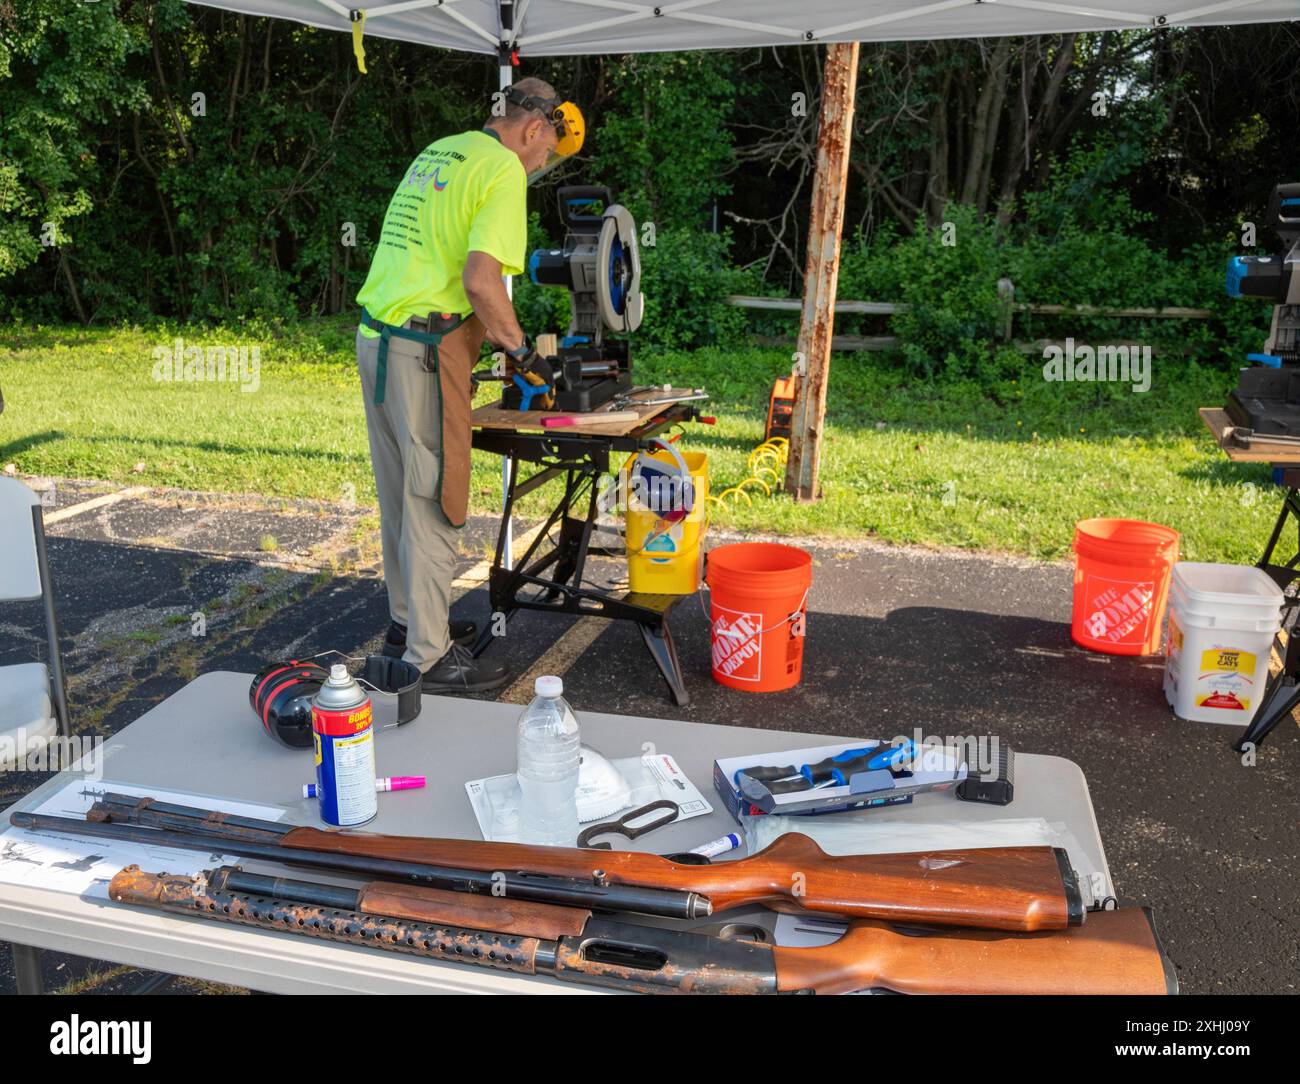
[0,319,1285,564]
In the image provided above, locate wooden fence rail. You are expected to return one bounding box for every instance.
[728,281,1216,352]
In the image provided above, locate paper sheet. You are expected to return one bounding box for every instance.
[465,753,712,843]
[0,781,287,899]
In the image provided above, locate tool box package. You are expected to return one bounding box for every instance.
[714,739,970,820]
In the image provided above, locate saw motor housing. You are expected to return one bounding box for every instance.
[506,186,644,412]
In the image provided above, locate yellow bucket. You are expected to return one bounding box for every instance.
[622,448,709,595]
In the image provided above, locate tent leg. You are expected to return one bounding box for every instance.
[785,42,859,503]
[499,37,516,570]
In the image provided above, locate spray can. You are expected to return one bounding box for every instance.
[311,664,378,826]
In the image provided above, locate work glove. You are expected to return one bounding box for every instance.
[506,337,554,386]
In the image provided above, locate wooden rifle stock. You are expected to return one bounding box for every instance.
[277,829,1083,931]
[772,907,1179,995]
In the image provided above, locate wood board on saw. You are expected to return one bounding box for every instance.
[1200,407,1300,464]
[472,388,697,437]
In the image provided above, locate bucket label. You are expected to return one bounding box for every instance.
[1194,647,1257,712]
[644,521,682,563]
[1080,574,1155,644]
[712,604,763,683]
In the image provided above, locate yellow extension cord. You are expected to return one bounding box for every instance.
[707,437,789,510]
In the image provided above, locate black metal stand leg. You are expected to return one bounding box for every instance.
[13,943,44,995]
[1236,680,1300,751]
[1236,606,1300,751]
[639,620,690,707]
[1257,487,1299,574]
[470,607,515,658]
[1244,485,1300,750]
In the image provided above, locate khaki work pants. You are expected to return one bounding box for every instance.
[356,316,484,671]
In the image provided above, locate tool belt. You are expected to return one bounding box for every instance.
[360,308,466,406]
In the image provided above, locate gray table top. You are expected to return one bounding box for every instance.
[0,671,1112,994]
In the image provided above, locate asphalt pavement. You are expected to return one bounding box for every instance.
[0,479,1295,994]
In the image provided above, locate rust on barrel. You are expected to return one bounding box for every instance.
[108,867,543,977]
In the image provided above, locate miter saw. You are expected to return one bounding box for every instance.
[1224,181,1300,435]
[500,185,643,413]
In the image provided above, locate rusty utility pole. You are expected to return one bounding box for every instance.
[784,41,859,502]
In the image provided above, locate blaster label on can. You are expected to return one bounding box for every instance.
[313,692,377,827]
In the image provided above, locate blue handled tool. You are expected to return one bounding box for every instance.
[799,741,915,786]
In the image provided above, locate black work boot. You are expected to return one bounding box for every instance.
[383,619,476,658]
[421,643,510,693]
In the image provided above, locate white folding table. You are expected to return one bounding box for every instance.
[0,672,1114,994]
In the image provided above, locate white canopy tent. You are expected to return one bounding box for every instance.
[182,0,1298,502]
[185,0,1294,55]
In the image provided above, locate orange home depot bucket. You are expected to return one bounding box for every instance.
[706,542,812,692]
[1071,518,1180,656]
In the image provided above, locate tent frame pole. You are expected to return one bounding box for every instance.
[498,4,516,570]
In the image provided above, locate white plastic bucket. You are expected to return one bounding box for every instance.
[1163,563,1284,725]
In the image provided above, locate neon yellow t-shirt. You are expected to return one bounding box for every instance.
[357,129,526,335]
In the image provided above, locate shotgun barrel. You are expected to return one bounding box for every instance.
[88,793,1085,931]
[8,810,707,919]
[107,866,1176,995]
[218,866,593,940]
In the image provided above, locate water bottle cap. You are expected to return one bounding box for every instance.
[535,675,563,698]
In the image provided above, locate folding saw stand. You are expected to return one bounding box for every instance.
[470,398,701,706]
[1236,469,1300,751]
[1201,408,1300,750]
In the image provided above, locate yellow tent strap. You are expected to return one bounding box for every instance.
[350,10,368,74]
[708,437,789,510]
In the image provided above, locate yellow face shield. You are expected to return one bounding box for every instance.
[552,101,584,157]
[503,87,584,157]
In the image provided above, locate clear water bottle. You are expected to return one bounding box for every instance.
[516,675,581,846]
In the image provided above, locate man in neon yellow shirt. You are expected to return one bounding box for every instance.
[356,78,579,691]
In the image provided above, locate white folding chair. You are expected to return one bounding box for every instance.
[0,477,70,768]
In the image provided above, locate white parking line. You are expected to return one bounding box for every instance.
[451,520,548,591]
[42,487,149,526]
[497,617,608,704]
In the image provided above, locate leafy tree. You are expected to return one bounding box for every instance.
[0,0,147,318]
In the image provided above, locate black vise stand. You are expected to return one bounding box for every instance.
[470,405,698,706]
[1236,467,1300,751]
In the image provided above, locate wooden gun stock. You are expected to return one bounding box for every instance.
[354,881,590,940]
[773,907,1178,995]
[278,829,1083,932]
